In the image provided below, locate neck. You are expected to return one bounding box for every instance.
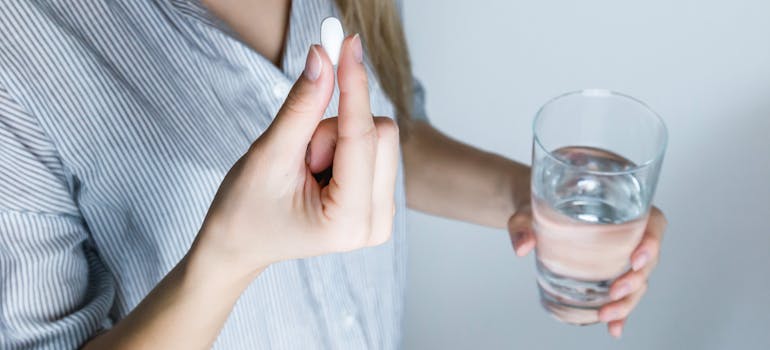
[201,0,292,67]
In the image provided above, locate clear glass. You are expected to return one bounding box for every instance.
[531,89,667,325]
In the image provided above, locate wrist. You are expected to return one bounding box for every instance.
[481,152,532,228]
[185,230,267,292]
[506,162,532,215]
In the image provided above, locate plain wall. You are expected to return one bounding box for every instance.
[401,1,770,349]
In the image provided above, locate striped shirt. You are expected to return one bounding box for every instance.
[0,1,426,349]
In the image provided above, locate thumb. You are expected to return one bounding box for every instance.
[262,45,334,157]
[508,204,536,257]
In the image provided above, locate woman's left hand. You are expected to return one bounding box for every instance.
[508,205,667,338]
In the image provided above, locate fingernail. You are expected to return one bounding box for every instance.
[611,283,631,301]
[351,34,363,63]
[303,45,322,81]
[632,252,649,271]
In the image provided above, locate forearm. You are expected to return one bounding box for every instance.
[83,239,261,350]
[402,120,530,228]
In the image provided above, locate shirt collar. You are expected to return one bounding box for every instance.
[166,0,340,80]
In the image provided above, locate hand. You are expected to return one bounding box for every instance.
[508,205,667,338]
[192,35,399,280]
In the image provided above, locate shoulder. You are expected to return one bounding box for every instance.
[0,86,77,216]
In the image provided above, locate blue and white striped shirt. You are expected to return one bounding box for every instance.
[0,1,425,348]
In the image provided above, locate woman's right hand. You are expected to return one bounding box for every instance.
[192,34,399,279]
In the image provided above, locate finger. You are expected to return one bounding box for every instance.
[609,269,647,301]
[631,207,667,271]
[599,283,647,322]
[262,45,334,160]
[336,34,374,140]
[328,34,376,210]
[307,117,338,174]
[507,205,536,257]
[608,318,625,339]
[367,117,400,247]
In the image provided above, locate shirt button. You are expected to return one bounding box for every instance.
[272,81,291,99]
[342,312,356,330]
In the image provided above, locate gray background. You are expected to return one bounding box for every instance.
[400,0,770,349]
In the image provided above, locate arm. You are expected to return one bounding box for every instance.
[1,85,237,350]
[83,38,394,349]
[402,120,530,228]
[400,110,667,339]
[82,250,261,349]
[1,40,393,349]
[0,88,115,349]
[6,65,518,349]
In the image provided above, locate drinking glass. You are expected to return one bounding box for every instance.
[531,89,667,325]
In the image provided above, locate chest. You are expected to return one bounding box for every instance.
[1,5,408,337]
[0,1,396,246]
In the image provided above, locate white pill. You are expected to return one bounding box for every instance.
[321,17,344,66]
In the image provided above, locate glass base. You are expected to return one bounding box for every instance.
[536,260,616,325]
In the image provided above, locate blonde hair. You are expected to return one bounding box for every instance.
[335,0,414,127]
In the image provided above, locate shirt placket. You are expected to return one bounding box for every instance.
[170,1,371,348]
[283,2,369,348]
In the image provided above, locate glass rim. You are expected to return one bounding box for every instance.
[532,89,669,176]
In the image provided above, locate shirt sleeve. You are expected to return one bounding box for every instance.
[0,87,115,349]
[411,77,429,122]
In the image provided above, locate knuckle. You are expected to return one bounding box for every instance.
[507,212,531,231]
[652,206,668,226]
[343,236,366,252]
[624,275,644,292]
[339,74,369,95]
[374,117,399,140]
[369,233,391,247]
[643,235,661,249]
[353,73,369,90]
[340,220,372,251]
[340,124,377,143]
[361,125,378,142]
[618,307,632,319]
[333,231,364,252]
[369,231,392,247]
[281,91,313,115]
[616,273,632,286]
[357,228,373,249]
[360,210,373,231]
[631,271,646,284]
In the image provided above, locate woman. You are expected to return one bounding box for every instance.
[0,0,666,348]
